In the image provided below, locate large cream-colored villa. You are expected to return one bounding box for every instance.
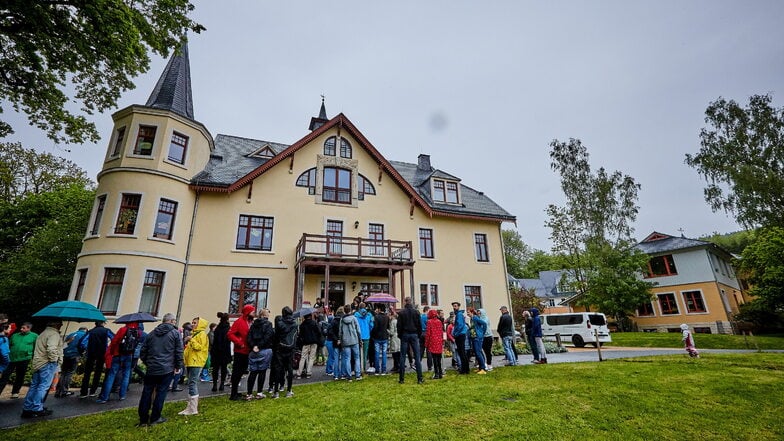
[70,45,516,325]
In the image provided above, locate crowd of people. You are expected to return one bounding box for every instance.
[0,298,563,426]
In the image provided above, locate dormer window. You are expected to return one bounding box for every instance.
[432,179,459,204]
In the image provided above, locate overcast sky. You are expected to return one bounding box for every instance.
[6,1,784,251]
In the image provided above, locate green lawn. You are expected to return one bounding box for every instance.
[609,332,784,350]
[5,353,783,440]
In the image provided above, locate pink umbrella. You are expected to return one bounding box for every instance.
[364,293,399,303]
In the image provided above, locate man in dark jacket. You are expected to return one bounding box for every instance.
[371,307,390,375]
[272,307,298,398]
[397,297,423,384]
[79,321,114,398]
[497,306,517,366]
[137,313,183,427]
[295,314,320,379]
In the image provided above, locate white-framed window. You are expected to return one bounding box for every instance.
[153,199,178,240]
[139,270,165,316]
[657,292,679,315]
[464,285,482,310]
[98,267,125,315]
[474,233,489,262]
[682,290,707,313]
[89,194,107,236]
[109,126,126,157]
[419,283,439,306]
[167,131,188,164]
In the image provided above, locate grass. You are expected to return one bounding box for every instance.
[4,353,783,441]
[609,332,784,350]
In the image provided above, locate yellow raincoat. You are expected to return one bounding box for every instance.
[184,317,210,368]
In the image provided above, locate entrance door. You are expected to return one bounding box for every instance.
[321,281,345,312]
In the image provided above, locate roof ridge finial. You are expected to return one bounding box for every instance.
[309,95,329,131]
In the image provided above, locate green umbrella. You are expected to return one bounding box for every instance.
[32,300,107,323]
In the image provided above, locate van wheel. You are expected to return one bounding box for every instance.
[572,335,585,348]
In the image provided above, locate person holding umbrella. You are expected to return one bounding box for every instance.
[20,319,63,418]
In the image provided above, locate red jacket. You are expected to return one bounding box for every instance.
[104,323,139,368]
[424,310,444,354]
[227,305,255,355]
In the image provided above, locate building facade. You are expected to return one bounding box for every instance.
[630,232,748,334]
[69,46,516,325]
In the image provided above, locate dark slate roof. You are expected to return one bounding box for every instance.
[145,43,194,119]
[634,235,709,254]
[191,135,514,220]
[389,160,515,220]
[190,135,289,187]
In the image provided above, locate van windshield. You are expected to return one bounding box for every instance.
[588,314,606,326]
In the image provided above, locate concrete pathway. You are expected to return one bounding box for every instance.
[0,348,767,429]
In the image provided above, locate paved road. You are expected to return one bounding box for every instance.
[0,347,765,429]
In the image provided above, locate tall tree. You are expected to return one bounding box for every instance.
[738,227,784,311]
[0,184,95,320]
[0,1,205,144]
[546,139,654,324]
[0,142,92,203]
[685,94,784,229]
[502,229,533,279]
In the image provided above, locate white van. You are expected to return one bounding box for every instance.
[540,312,612,347]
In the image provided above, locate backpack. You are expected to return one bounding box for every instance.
[320,320,330,337]
[279,325,298,350]
[119,328,139,354]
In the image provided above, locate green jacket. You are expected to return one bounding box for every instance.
[9,331,38,362]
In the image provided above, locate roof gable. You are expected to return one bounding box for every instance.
[190,114,515,222]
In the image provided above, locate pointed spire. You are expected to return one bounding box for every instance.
[145,42,194,119]
[308,95,329,131]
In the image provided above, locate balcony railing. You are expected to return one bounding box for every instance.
[296,234,413,263]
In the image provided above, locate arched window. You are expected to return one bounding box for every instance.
[296,168,316,194]
[358,174,375,200]
[324,137,336,156]
[323,167,351,204]
[340,138,352,158]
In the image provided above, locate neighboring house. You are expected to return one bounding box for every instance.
[631,232,747,334]
[69,45,516,326]
[509,271,574,313]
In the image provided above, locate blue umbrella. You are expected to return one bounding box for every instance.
[32,300,107,323]
[114,312,157,324]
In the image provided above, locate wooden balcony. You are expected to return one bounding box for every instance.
[296,233,413,264]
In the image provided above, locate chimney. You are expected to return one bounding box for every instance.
[417,154,431,171]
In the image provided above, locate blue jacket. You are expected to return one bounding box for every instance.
[451,310,467,337]
[63,329,87,358]
[471,315,487,341]
[354,308,374,340]
[531,308,543,338]
[0,335,9,373]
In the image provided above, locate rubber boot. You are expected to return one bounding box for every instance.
[178,395,199,415]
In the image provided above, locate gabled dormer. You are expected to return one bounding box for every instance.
[247,144,277,159]
[417,155,461,205]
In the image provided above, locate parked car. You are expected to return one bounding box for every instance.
[540,312,612,347]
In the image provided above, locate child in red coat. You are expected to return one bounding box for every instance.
[424,310,445,379]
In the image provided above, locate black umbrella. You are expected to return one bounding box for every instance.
[114,312,158,324]
[292,306,316,318]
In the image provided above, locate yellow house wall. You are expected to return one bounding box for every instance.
[632,281,735,333]
[183,129,510,324]
[74,122,511,327]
